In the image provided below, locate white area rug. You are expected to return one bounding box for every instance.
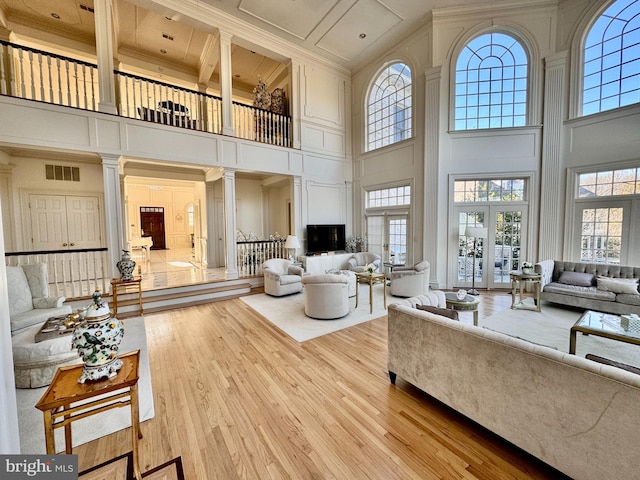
[481,301,640,367]
[240,282,392,342]
[17,316,155,454]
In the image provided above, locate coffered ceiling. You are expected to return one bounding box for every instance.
[0,0,508,94]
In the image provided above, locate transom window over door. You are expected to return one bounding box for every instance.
[367,63,412,151]
[454,32,528,130]
[582,0,640,116]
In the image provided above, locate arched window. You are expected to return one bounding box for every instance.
[583,0,640,115]
[454,32,528,130]
[367,63,412,151]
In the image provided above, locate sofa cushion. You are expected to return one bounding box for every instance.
[543,282,616,301]
[557,271,594,287]
[596,276,640,295]
[585,354,640,376]
[416,304,459,320]
[616,293,640,306]
[6,266,33,316]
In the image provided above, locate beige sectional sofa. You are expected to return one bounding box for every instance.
[535,259,640,314]
[387,299,640,480]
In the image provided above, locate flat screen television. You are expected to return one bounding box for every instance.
[306,224,346,254]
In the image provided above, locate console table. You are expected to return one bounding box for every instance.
[111,276,143,317]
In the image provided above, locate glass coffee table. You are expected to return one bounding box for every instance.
[444,292,480,326]
[569,310,640,354]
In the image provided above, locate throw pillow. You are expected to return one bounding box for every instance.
[585,354,640,376]
[557,271,595,287]
[596,276,640,295]
[416,304,459,320]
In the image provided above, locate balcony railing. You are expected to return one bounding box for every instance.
[5,248,110,300]
[237,239,287,276]
[0,40,292,147]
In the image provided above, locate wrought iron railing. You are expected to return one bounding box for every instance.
[5,248,110,299]
[115,70,223,133]
[237,239,287,276]
[0,40,292,147]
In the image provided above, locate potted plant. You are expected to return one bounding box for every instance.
[521,262,533,274]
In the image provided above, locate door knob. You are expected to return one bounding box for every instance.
[62,243,68,247]
[70,243,75,247]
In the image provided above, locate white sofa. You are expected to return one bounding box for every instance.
[302,274,349,319]
[7,263,71,334]
[535,259,640,314]
[387,299,640,480]
[7,263,77,388]
[389,260,430,297]
[262,258,305,297]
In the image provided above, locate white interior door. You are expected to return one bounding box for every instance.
[29,194,103,250]
[29,194,68,250]
[66,196,103,249]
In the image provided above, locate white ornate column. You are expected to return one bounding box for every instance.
[93,0,117,114]
[424,66,441,289]
[290,59,302,150]
[219,30,235,137]
[223,168,238,278]
[101,154,124,279]
[0,194,20,453]
[538,52,568,261]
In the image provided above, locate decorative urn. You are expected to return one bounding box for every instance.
[117,249,136,281]
[72,289,124,383]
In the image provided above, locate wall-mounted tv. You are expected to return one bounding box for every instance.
[306,224,346,254]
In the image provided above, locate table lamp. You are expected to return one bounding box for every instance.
[465,226,488,295]
[284,235,300,262]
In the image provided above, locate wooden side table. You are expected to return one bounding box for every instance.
[509,271,542,312]
[354,272,387,314]
[111,276,143,317]
[35,350,143,480]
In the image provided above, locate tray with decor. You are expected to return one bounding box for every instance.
[35,314,80,343]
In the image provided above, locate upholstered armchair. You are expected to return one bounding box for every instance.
[302,274,349,319]
[7,263,71,335]
[390,260,430,297]
[263,258,305,297]
[347,252,381,273]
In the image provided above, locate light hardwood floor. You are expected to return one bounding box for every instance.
[74,290,569,479]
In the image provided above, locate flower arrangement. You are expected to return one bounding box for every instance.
[365,263,376,274]
[346,235,367,253]
[522,262,533,269]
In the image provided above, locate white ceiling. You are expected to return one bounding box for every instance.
[0,0,490,94]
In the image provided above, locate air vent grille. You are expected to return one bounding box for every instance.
[80,4,94,13]
[162,33,174,41]
[45,164,80,182]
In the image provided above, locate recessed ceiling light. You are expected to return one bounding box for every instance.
[51,13,60,19]
[234,74,240,78]
[160,49,167,54]
[359,33,366,39]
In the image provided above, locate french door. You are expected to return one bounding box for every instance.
[366,213,408,265]
[454,205,528,289]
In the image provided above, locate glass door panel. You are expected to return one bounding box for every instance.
[491,209,524,288]
[387,216,407,264]
[456,210,487,289]
[366,215,384,260]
